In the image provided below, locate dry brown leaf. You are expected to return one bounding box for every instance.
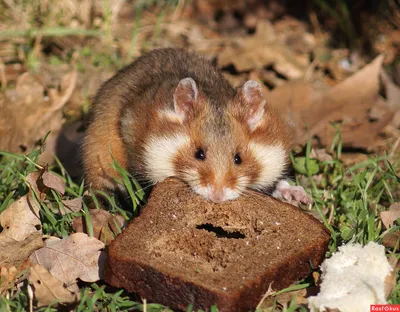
[268,55,389,148]
[267,80,326,125]
[40,171,66,195]
[30,233,105,286]
[0,70,76,162]
[29,264,79,307]
[255,283,274,311]
[218,20,308,79]
[26,171,42,198]
[61,197,83,214]
[0,229,43,293]
[0,194,41,241]
[26,169,66,200]
[382,231,400,249]
[340,153,369,166]
[308,55,390,147]
[256,285,307,310]
[276,288,308,306]
[384,255,399,298]
[72,209,126,245]
[0,266,18,292]
[310,148,333,162]
[381,203,400,229]
[0,232,43,266]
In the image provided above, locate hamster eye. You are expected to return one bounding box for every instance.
[195,148,206,161]
[234,153,242,165]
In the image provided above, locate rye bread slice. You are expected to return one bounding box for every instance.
[104,178,330,312]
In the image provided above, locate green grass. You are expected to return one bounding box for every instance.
[0,128,399,311]
[1,283,172,312]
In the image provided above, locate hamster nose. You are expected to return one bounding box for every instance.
[209,186,225,203]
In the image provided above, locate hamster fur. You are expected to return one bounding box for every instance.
[82,48,297,203]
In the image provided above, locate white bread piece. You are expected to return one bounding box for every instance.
[308,242,392,312]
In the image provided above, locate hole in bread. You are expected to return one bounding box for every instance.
[196,224,245,239]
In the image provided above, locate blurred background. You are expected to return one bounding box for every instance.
[0,0,399,175]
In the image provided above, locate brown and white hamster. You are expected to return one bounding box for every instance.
[82,48,309,204]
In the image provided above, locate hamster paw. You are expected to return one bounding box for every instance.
[272,180,312,206]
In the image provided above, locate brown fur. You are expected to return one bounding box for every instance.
[82,48,292,198]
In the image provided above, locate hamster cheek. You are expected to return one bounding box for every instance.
[247,142,287,190]
[143,133,191,182]
[172,146,204,187]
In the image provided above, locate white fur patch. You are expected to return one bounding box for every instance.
[192,184,211,199]
[143,134,189,182]
[192,184,240,203]
[248,142,286,191]
[223,187,240,201]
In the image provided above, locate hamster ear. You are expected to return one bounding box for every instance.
[234,80,266,131]
[173,78,199,122]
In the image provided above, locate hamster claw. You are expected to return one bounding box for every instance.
[272,180,312,207]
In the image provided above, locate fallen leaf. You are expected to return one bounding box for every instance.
[268,55,390,148]
[381,203,400,229]
[218,20,308,79]
[0,71,76,162]
[29,264,78,307]
[340,153,369,166]
[0,265,18,293]
[0,229,43,294]
[72,209,126,245]
[0,194,41,241]
[276,288,308,306]
[382,231,400,249]
[310,148,333,162]
[39,171,66,195]
[384,255,399,298]
[307,54,386,146]
[256,284,308,310]
[255,283,274,310]
[0,232,43,267]
[26,171,42,198]
[61,197,83,214]
[25,169,66,200]
[0,257,33,295]
[30,233,105,287]
[39,71,78,164]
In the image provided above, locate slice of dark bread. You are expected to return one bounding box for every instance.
[104,178,330,312]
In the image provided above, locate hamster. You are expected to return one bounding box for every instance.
[82,48,310,205]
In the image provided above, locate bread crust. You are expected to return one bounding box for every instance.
[104,178,330,312]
